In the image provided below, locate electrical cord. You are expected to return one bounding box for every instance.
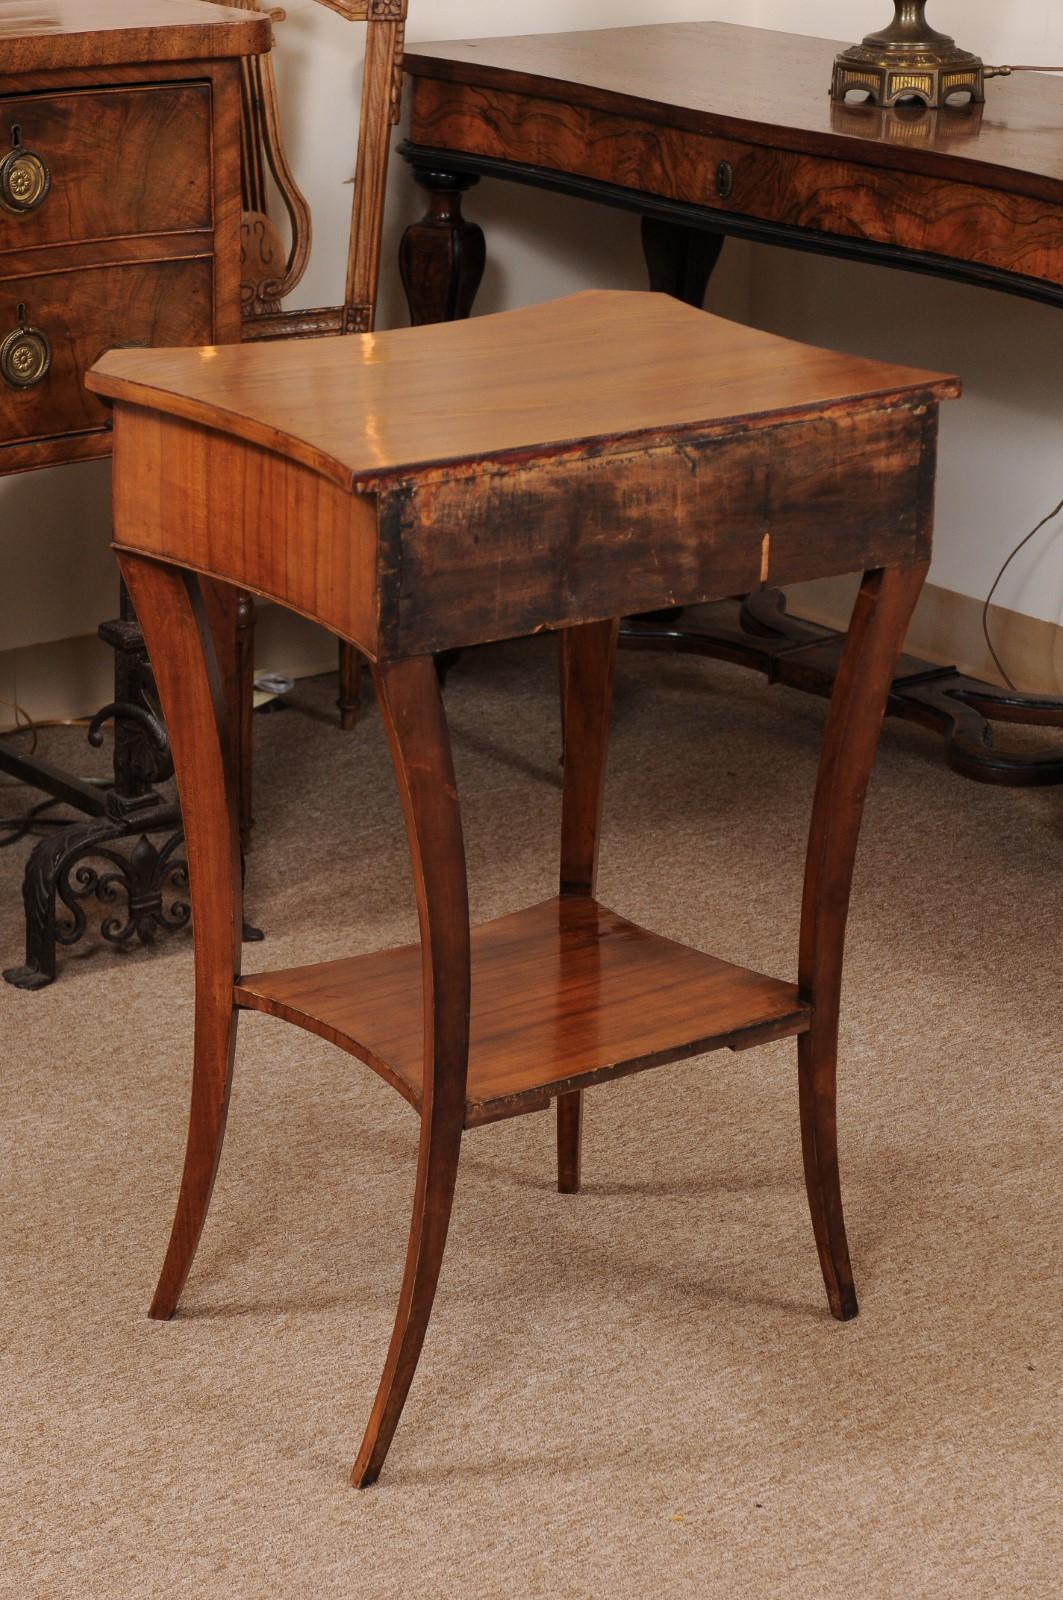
[981,493,1063,691]
[0,695,109,844]
[0,693,94,764]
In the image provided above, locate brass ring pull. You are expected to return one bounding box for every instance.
[0,147,50,214]
[0,323,51,389]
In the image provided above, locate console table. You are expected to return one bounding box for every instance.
[398,19,1063,786]
[0,0,270,988]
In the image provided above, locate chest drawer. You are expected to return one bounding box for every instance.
[0,256,213,451]
[0,85,212,252]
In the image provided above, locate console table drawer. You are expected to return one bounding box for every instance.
[0,256,213,449]
[0,85,212,251]
[410,79,1063,289]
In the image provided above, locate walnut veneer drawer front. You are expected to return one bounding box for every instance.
[0,85,212,250]
[0,257,213,448]
[411,80,1063,288]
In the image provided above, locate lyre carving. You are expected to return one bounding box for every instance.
[204,0,406,340]
[203,0,409,715]
[212,1,314,322]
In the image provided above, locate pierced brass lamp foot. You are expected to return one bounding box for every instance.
[832,1,985,108]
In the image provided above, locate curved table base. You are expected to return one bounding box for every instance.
[620,592,1063,788]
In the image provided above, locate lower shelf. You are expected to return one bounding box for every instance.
[235,896,810,1127]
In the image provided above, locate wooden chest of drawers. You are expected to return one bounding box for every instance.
[0,0,270,476]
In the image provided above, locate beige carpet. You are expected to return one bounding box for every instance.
[1,633,1060,1599]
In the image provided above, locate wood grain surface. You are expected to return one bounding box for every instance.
[0,85,213,250]
[88,291,956,489]
[404,21,1063,202]
[0,0,270,73]
[236,896,812,1128]
[0,256,213,446]
[117,554,243,1325]
[409,78,1063,290]
[108,408,380,654]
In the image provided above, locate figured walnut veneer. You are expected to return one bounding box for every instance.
[404,21,1063,298]
[0,0,268,474]
[0,86,214,249]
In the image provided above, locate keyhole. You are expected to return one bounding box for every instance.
[11,126,21,149]
[16,303,26,326]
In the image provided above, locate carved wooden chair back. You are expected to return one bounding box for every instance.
[206,0,408,721]
[212,0,406,341]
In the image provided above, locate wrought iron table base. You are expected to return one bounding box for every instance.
[3,803,189,991]
[2,587,262,990]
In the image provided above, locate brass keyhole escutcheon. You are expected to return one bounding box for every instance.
[0,147,50,214]
[715,160,735,201]
[0,322,51,389]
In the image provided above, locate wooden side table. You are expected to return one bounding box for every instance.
[0,0,270,988]
[88,291,958,1483]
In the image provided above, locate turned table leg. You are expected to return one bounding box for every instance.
[118,554,243,1322]
[400,168,486,326]
[640,217,724,308]
[557,620,620,1195]
[799,562,928,1321]
[352,654,471,1488]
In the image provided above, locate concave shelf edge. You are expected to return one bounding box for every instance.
[234,896,812,1128]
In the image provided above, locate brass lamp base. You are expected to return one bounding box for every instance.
[832,1,985,108]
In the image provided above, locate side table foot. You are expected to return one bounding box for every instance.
[798,563,927,1320]
[353,655,471,1488]
[556,619,619,1199]
[556,1092,583,1195]
[337,644,364,731]
[118,554,245,1322]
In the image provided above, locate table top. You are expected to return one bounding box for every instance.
[0,0,270,72]
[404,21,1063,205]
[89,290,955,490]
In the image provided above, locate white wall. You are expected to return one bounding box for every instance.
[281,0,755,322]
[4,1,1062,691]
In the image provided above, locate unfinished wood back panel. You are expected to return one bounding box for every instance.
[381,400,939,656]
[110,407,380,654]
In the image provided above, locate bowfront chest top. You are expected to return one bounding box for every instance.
[0,0,269,475]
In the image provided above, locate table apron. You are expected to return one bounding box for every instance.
[378,402,939,657]
[405,78,1063,309]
